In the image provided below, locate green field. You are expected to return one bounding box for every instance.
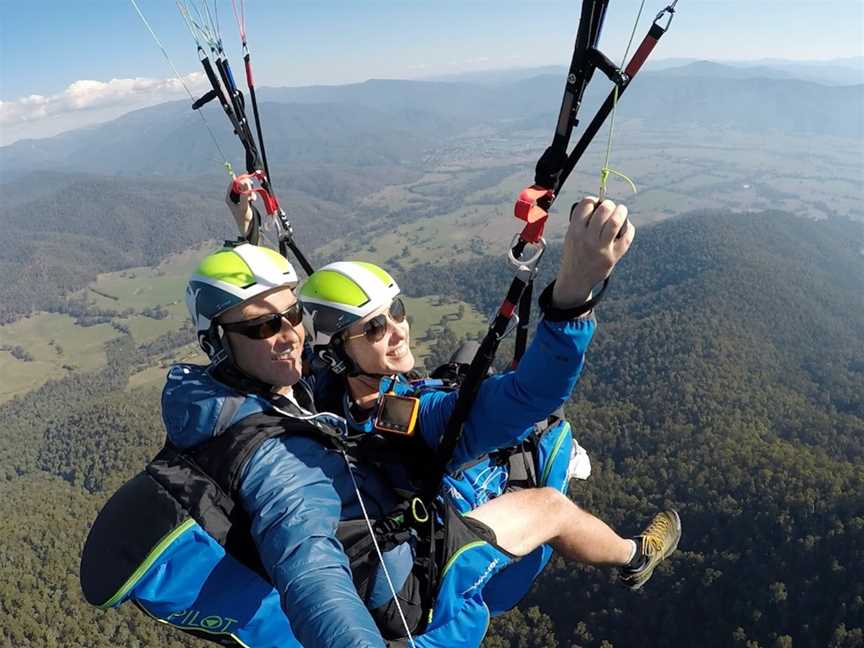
[79,243,214,313]
[401,295,488,363]
[0,246,216,404]
[0,313,121,402]
[126,343,205,392]
[319,122,864,269]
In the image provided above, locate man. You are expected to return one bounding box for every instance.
[82,197,680,648]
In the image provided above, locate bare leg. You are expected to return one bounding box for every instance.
[465,487,634,565]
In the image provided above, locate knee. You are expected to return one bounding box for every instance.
[534,486,571,512]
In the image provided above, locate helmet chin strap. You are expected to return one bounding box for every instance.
[321,335,386,379]
[319,339,400,416]
[337,339,398,380]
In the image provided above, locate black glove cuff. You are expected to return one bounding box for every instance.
[538,278,609,321]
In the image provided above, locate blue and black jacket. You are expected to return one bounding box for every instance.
[80,316,595,647]
[312,365,580,620]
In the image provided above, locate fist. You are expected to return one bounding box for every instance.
[553,197,635,307]
[226,177,257,238]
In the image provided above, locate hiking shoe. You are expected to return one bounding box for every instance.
[619,510,681,591]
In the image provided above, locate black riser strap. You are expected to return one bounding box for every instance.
[199,57,231,114]
[191,89,219,111]
[513,280,534,366]
[555,23,667,195]
[245,54,272,186]
[438,272,531,468]
[436,332,502,467]
[283,238,315,277]
[552,0,610,147]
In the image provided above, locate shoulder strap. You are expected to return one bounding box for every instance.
[152,409,345,578]
[188,410,345,497]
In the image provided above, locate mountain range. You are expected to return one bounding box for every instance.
[2,61,861,179]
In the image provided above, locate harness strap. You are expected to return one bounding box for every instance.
[438,1,679,473]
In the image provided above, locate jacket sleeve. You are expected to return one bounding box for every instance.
[417,317,596,469]
[239,435,386,648]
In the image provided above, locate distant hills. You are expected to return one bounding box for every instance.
[424,57,864,86]
[0,170,374,324]
[0,58,860,325]
[648,57,864,86]
[2,61,861,179]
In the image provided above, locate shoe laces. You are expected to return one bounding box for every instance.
[642,514,672,557]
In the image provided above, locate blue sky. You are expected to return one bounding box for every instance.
[1,1,863,144]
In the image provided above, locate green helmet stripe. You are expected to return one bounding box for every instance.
[186,243,298,363]
[302,268,370,308]
[194,249,256,288]
[299,260,400,346]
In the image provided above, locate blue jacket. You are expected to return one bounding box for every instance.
[151,316,594,647]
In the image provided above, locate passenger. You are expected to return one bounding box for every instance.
[297,208,679,628]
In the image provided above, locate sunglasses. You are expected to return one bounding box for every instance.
[220,302,304,340]
[343,298,407,344]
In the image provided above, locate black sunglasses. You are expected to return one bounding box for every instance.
[343,298,407,344]
[220,302,304,340]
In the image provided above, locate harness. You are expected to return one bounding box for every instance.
[80,382,355,644]
[81,365,447,643]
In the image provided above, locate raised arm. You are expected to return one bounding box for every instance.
[418,197,634,467]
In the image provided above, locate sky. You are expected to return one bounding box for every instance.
[1,0,863,145]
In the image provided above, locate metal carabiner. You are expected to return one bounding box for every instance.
[490,311,521,341]
[507,234,547,281]
[654,0,678,31]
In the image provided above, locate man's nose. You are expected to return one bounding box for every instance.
[277,317,303,344]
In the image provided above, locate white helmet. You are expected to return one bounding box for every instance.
[186,243,298,363]
[299,261,400,373]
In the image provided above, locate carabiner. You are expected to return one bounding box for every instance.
[654,0,678,31]
[411,498,430,524]
[498,313,520,341]
[507,234,546,281]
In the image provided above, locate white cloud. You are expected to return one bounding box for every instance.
[0,73,206,125]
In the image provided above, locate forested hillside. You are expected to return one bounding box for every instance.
[0,209,861,647]
[407,210,864,647]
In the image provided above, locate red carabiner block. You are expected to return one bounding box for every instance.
[514,185,553,243]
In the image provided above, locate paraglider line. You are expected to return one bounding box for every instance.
[129,0,233,175]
